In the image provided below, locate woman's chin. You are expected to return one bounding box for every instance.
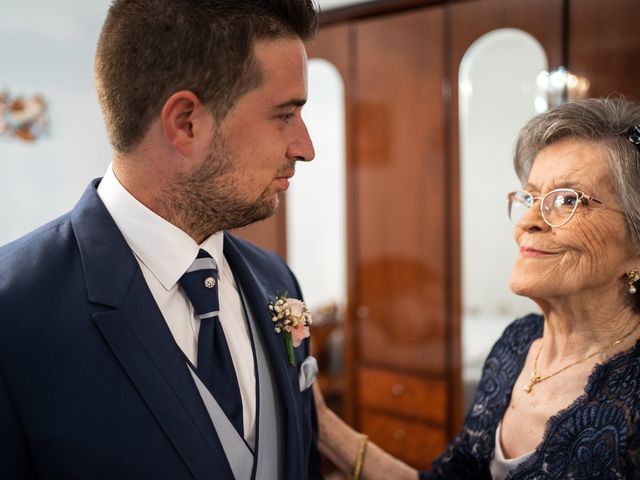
[509,280,550,311]
[509,274,536,298]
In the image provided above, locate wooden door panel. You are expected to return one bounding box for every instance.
[449,0,564,69]
[358,366,447,424]
[354,7,448,375]
[359,410,447,471]
[569,0,640,100]
[306,23,350,75]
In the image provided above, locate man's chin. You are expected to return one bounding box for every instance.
[253,195,280,222]
[231,195,280,230]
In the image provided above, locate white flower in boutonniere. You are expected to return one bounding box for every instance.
[268,294,312,366]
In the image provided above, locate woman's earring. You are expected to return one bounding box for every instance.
[627,269,640,294]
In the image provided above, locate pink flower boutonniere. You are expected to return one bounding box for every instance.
[268,294,312,366]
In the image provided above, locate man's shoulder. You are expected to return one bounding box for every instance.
[0,179,107,272]
[0,212,79,318]
[0,212,74,267]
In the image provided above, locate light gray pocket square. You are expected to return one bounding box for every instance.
[298,355,318,391]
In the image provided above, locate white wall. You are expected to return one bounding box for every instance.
[0,0,113,245]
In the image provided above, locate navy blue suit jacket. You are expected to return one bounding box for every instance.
[0,180,322,479]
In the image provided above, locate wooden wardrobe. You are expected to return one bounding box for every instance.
[236,0,640,470]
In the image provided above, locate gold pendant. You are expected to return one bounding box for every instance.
[524,372,541,393]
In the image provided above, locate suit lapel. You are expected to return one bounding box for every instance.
[223,234,304,479]
[71,181,233,480]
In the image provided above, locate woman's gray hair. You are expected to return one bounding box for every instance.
[514,97,640,245]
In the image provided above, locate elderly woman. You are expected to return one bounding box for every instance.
[314,97,640,479]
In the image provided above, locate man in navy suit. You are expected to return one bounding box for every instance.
[0,1,323,478]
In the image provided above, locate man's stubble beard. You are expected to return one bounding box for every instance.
[164,132,279,241]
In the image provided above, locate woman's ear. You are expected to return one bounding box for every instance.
[622,249,640,286]
[160,90,213,157]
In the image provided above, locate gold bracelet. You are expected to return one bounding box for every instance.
[352,433,369,480]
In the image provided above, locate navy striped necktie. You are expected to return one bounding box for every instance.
[179,249,244,435]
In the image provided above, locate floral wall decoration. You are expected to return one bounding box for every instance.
[0,90,48,142]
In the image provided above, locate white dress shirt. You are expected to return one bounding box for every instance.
[97,164,257,448]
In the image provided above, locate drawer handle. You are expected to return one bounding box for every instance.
[393,429,406,440]
[356,306,370,319]
[391,384,405,396]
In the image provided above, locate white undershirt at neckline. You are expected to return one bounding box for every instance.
[489,421,534,480]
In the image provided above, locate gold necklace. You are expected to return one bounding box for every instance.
[524,319,640,393]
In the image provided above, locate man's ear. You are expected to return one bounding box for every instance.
[160,90,212,156]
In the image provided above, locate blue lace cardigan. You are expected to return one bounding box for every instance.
[420,313,640,479]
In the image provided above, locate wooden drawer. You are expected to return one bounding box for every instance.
[360,410,447,471]
[357,366,447,424]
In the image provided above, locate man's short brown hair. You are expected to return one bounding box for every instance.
[95,0,318,153]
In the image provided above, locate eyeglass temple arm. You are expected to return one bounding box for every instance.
[583,195,604,205]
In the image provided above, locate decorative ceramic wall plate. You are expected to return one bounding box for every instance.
[0,91,48,142]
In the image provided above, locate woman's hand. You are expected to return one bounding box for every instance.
[312,380,420,480]
[312,379,327,412]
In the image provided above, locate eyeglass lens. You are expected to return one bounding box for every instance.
[508,189,580,227]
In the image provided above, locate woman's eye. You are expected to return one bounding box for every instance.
[560,195,577,207]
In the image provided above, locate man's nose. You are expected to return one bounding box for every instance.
[287,119,315,162]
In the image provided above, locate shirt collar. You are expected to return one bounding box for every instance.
[97,163,225,290]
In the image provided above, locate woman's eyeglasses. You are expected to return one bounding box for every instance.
[506,188,604,228]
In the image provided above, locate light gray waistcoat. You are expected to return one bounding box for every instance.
[188,286,285,480]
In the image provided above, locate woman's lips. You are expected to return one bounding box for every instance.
[519,246,557,257]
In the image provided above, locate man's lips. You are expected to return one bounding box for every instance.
[274,165,296,191]
[275,165,295,182]
[276,178,290,189]
[274,174,293,190]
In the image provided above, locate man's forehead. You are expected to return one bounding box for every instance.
[249,38,308,104]
[253,37,307,69]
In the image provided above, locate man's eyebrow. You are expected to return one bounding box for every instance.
[273,98,307,109]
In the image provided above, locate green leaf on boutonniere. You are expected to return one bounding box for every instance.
[285,331,295,366]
